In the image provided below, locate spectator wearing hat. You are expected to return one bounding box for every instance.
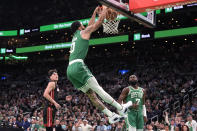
[79,119,93,131]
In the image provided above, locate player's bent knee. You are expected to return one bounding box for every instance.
[86,89,97,100]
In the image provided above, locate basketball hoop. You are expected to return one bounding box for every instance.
[102,19,120,34]
[101,7,121,34]
[98,0,157,28]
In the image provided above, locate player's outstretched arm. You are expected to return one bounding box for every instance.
[81,7,108,40]
[117,87,129,104]
[88,7,99,26]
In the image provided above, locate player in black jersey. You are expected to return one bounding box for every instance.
[43,69,72,131]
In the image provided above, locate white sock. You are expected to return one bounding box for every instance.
[111,100,123,111]
[102,108,113,117]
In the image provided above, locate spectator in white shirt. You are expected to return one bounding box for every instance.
[185,114,197,131]
[79,119,93,131]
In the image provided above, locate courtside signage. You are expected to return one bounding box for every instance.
[40,18,94,32]
[16,35,129,53]
[0,48,6,54]
[155,26,197,38]
[133,32,153,41]
[40,16,127,32]
[16,43,72,53]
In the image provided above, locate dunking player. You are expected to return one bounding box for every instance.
[118,75,147,131]
[43,69,72,131]
[67,6,132,124]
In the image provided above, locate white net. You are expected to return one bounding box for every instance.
[102,19,120,34]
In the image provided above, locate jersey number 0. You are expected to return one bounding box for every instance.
[70,37,77,53]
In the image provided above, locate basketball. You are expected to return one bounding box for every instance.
[106,8,118,21]
[98,5,118,21]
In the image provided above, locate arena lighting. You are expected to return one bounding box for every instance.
[4,57,10,60]
[155,26,197,38]
[15,26,197,53]
[119,70,129,75]
[0,48,6,54]
[0,55,28,61]
[1,76,6,80]
[9,55,28,60]
[0,30,17,36]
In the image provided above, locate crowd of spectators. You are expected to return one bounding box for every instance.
[0,44,197,131]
